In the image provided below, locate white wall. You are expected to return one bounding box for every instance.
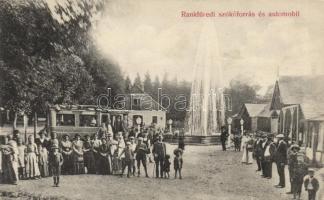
[128,110,166,129]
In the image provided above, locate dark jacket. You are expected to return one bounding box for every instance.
[152,142,166,159]
[254,139,263,157]
[264,141,276,162]
[304,177,319,192]
[275,140,287,164]
[220,130,228,142]
[35,138,50,149]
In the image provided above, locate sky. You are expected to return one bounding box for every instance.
[48,0,324,94]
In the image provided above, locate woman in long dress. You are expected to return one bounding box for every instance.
[25,135,41,179]
[60,135,73,175]
[72,134,84,174]
[1,136,18,184]
[92,133,102,174]
[83,135,95,174]
[112,134,124,175]
[98,137,111,175]
[241,133,248,164]
[38,145,49,177]
[245,134,254,164]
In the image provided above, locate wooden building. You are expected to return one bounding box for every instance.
[237,104,267,132]
[268,75,324,165]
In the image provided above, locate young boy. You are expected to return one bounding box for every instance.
[173,148,183,179]
[163,154,171,178]
[50,145,63,187]
[17,137,26,180]
[119,142,134,178]
[304,169,319,200]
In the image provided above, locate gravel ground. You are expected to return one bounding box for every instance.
[0,145,322,200]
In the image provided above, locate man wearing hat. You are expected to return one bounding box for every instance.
[152,134,167,178]
[119,141,134,178]
[135,137,149,177]
[260,133,268,177]
[253,132,264,172]
[263,133,276,179]
[274,134,288,188]
[290,144,308,200]
[220,126,228,151]
[287,142,297,194]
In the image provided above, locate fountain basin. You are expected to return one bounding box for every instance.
[163,134,221,145]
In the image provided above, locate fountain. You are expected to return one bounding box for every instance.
[185,21,225,144]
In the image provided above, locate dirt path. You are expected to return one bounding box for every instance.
[0,145,308,200]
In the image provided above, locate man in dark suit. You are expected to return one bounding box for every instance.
[253,132,263,172]
[152,135,166,178]
[275,134,287,188]
[260,133,268,177]
[263,134,276,179]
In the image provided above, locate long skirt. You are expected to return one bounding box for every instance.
[112,156,123,175]
[39,163,49,177]
[1,154,18,183]
[84,151,96,174]
[25,153,40,178]
[246,150,253,164]
[62,153,73,175]
[241,147,247,163]
[73,154,85,174]
[98,155,111,175]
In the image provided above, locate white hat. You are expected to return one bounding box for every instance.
[276,134,284,138]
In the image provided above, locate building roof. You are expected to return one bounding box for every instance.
[277,75,324,120]
[240,103,267,118]
[308,114,324,121]
[257,104,270,117]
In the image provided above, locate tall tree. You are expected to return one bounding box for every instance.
[224,77,261,115]
[152,76,161,101]
[124,75,132,93]
[133,73,143,92]
[0,0,62,127]
[143,72,153,95]
[54,0,125,97]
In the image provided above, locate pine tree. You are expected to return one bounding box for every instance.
[143,72,153,95]
[133,73,143,92]
[124,75,132,93]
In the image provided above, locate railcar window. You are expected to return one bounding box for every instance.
[56,114,75,126]
[80,115,97,127]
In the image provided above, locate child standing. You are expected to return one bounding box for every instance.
[304,169,319,200]
[163,154,171,178]
[119,142,134,178]
[17,137,26,180]
[50,145,63,187]
[173,148,183,179]
[38,145,49,177]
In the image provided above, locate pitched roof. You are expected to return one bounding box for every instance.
[278,75,324,119]
[241,104,267,117]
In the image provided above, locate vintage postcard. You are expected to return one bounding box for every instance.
[0,0,323,199]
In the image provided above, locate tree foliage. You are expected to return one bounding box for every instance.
[224,77,262,115]
[0,0,124,126]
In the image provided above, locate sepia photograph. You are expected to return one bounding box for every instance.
[0,0,323,199]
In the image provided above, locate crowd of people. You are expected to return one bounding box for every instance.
[0,126,185,187]
[239,131,320,200]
